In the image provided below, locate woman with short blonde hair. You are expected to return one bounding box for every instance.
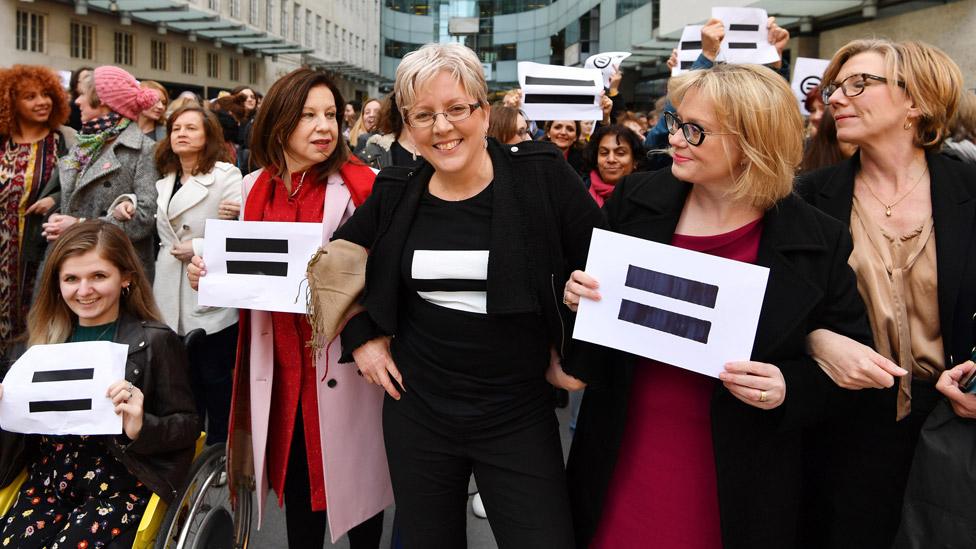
[800,38,976,548]
[564,63,872,547]
[337,41,601,546]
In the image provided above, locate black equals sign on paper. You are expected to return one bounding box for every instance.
[523,75,595,105]
[727,23,760,49]
[618,265,718,344]
[226,237,289,277]
[29,368,95,413]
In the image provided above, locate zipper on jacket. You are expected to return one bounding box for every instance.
[551,273,566,357]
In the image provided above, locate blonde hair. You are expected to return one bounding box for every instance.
[394,43,488,114]
[668,64,803,210]
[349,98,380,146]
[822,39,962,150]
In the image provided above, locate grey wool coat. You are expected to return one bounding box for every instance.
[57,122,160,280]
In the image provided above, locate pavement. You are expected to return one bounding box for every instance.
[249,403,577,549]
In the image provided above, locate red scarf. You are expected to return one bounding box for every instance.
[588,169,616,207]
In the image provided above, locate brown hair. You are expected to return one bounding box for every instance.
[155,106,230,176]
[949,91,976,143]
[249,68,349,178]
[799,112,855,174]
[214,93,247,123]
[140,80,169,108]
[822,39,962,151]
[376,93,405,137]
[488,105,522,144]
[28,221,161,346]
[0,64,71,136]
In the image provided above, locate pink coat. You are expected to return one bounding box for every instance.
[236,169,392,542]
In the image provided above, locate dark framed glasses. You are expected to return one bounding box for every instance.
[821,73,906,105]
[664,111,734,146]
[404,103,482,128]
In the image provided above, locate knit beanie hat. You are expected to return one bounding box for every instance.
[92,66,160,121]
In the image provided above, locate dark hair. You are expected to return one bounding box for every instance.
[69,66,94,100]
[347,99,361,113]
[214,93,247,123]
[544,119,581,140]
[584,124,645,174]
[155,106,230,176]
[799,112,852,174]
[804,85,823,114]
[28,221,161,346]
[488,105,523,144]
[376,93,404,137]
[230,85,255,96]
[249,68,349,178]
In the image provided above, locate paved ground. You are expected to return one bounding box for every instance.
[249,403,577,548]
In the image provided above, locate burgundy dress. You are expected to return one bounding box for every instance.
[592,218,763,548]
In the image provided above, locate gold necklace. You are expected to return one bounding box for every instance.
[859,163,928,217]
[288,171,308,198]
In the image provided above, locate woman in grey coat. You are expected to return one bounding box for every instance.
[41,66,160,280]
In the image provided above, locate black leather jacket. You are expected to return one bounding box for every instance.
[0,313,199,503]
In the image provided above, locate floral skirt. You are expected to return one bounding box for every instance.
[0,435,151,549]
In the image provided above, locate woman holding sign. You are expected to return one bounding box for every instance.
[186,68,387,548]
[562,64,873,548]
[0,220,197,549]
[332,42,602,547]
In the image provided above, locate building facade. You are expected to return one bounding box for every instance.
[4,0,384,102]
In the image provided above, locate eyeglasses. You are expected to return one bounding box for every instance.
[821,73,906,105]
[404,103,482,128]
[664,111,734,146]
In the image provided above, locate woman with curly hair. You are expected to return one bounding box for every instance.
[0,64,76,354]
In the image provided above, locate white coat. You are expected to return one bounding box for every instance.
[152,161,242,335]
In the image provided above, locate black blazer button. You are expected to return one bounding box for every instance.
[327,379,337,388]
[103,181,111,187]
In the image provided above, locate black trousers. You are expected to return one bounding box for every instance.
[383,398,575,549]
[284,413,384,549]
[188,322,238,444]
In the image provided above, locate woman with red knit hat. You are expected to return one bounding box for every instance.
[41,66,161,280]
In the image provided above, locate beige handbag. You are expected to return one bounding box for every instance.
[305,239,369,351]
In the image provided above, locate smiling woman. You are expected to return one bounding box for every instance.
[332,41,603,547]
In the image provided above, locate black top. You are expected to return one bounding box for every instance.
[389,140,422,169]
[394,183,549,423]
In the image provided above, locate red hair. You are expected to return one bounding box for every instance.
[0,65,71,136]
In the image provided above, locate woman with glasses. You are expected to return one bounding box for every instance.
[334,42,602,547]
[798,39,976,548]
[562,63,873,548]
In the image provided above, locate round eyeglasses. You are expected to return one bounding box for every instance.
[404,103,482,128]
[664,111,734,146]
[821,73,906,105]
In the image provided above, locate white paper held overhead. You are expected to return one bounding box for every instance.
[672,25,704,77]
[584,51,631,88]
[0,342,128,435]
[712,7,779,66]
[573,229,770,378]
[791,57,831,115]
[518,62,603,122]
[198,219,323,314]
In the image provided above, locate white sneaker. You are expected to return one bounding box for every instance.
[472,492,487,519]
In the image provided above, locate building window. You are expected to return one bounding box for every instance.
[249,60,258,83]
[325,22,330,55]
[230,0,240,18]
[293,3,300,42]
[315,15,322,51]
[280,1,288,36]
[229,58,240,81]
[151,39,168,71]
[181,46,196,74]
[207,52,220,78]
[249,0,258,24]
[16,10,45,53]
[209,0,220,11]
[113,31,133,65]
[305,9,312,47]
[70,21,94,60]
[266,0,274,31]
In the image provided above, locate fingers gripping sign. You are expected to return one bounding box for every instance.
[719,361,786,410]
[106,379,144,440]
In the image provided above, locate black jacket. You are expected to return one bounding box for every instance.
[566,169,874,548]
[0,313,199,503]
[334,138,604,377]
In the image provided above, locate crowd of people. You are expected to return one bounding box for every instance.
[0,15,974,549]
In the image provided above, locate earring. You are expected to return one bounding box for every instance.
[904,120,913,130]
[122,285,131,297]
[483,135,488,149]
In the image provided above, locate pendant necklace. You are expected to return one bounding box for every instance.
[859,163,928,217]
[289,171,308,199]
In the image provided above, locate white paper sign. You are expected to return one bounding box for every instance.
[791,57,831,115]
[584,51,632,88]
[0,342,128,435]
[198,219,323,314]
[518,62,603,122]
[712,7,779,66]
[573,229,770,378]
[672,25,704,77]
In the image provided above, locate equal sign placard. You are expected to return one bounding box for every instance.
[573,229,769,378]
[0,342,128,435]
[712,6,779,66]
[672,25,704,76]
[225,237,290,277]
[518,62,603,122]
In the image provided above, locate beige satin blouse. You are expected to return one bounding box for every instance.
[849,198,944,420]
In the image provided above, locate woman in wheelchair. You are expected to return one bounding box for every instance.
[0,221,198,549]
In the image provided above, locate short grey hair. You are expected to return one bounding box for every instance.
[394,43,488,114]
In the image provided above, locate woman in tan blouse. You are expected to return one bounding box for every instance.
[799,39,976,548]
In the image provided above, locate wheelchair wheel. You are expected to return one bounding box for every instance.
[154,444,252,549]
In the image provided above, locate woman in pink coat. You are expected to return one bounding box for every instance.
[188,68,391,548]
